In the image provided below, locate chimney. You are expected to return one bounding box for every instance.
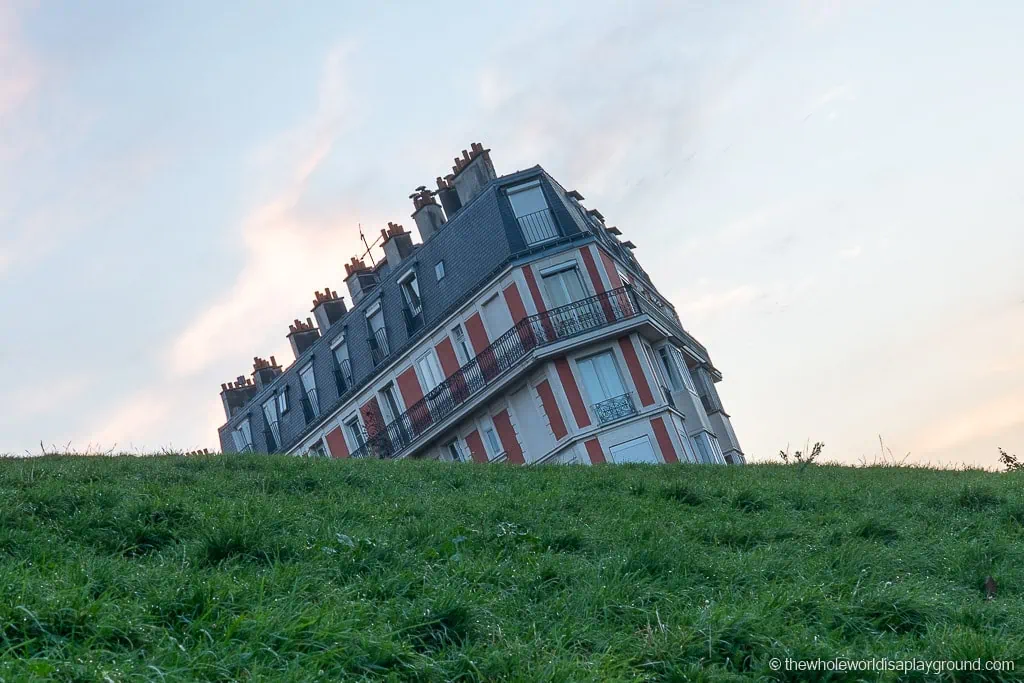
[380,222,416,269]
[251,355,283,390]
[436,175,462,218]
[450,142,496,207]
[343,256,378,304]
[312,287,348,331]
[287,317,321,359]
[410,186,446,241]
[220,375,259,420]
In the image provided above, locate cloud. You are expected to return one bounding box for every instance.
[0,1,39,118]
[676,285,763,319]
[839,244,862,259]
[169,44,364,378]
[914,391,1024,455]
[0,373,91,422]
[85,44,368,451]
[87,389,173,450]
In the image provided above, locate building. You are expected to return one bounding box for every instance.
[217,143,744,465]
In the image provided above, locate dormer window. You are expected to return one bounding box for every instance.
[399,271,424,335]
[300,364,320,421]
[232,418,254,453]
[507,180,558,245]
[277,388,289,414]
[366,301,390,365]
[262,397,281,451]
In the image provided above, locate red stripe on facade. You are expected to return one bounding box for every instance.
[618,336,655,407]
[397,366,431,433]
[435,338,460,377]
[580,246,606,293]
[324,427,349,459]
[535,379,568,440]
[523,265,547,312]
[465,311,498,381]
[503,282,529,322]
[580,246,616,320]
[464,312,490,354]
[554,357,592,428]
[584,438,606,465]
[523,265,557,340]
[503,280,538,351]
[435,338,470,404]
[599,249,624,288]
[465,429,488,463]
[360,397,385,438]
[650,416,679,463]
[492,409,525,464]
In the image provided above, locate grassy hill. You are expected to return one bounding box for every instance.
[0,456,1022,681]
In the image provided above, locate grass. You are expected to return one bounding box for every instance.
[0,456,1021,681]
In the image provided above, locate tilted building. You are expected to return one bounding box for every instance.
[217,143,744,465]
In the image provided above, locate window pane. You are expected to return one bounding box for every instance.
[608,436,658,464]
[507,185,547,217]
[484,427,501,455]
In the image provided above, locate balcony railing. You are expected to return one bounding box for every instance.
[593,392,637,424]
[369,328,390,366]
[517,208,560,246]
[403,306,425,336]
[334,360,353,396]
[349,286,642,459]
[263,427,279,453]
[300,388,320,424]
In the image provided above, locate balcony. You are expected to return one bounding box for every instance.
[369,328,390,366]
[300,388,320,424]
[403,306,425,337]
[263,427,279,453]
[334,360,353,396]
[349,286,643,459]
[517,208,560,246]
[592,392,637,424]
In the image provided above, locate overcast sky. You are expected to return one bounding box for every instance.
[1,0,1021,467]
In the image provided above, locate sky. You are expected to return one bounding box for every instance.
[1,0,1021,468]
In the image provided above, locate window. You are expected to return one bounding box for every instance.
[617,268,632,286]
[576,351,626,404]
[691,431,724,465]
[507,180,558,245]
[483,424,502,457]
[277,388,289,414]
[451,324,472,364]
[399,272,422,314]
[435,261,446,281]
[367,304,389,362]
[307,440,327,458]
[300,364,319,418]
[262,397,280,451]
[232,418,253,452]
[416,351,445,393]
[332,337,352,392]
[344,415,365,451]
[608,435,659,464]
[657,347,685,392]
[444,439,464,462]
[379,383,403,423]
[540,263,587,308]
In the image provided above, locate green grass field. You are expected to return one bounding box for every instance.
[0,455,1022,681]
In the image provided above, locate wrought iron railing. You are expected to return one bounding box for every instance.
[517,208,560,246]
[662,386,676,409]
[349,286,642,459]
[593,392,637,424]
[369,328,390,366]
[300,388,320,424]
[263,427,279,453]
[403,306,425,336]
[334,360,353,396]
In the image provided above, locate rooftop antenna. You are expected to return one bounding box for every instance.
[357,223,379,267]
